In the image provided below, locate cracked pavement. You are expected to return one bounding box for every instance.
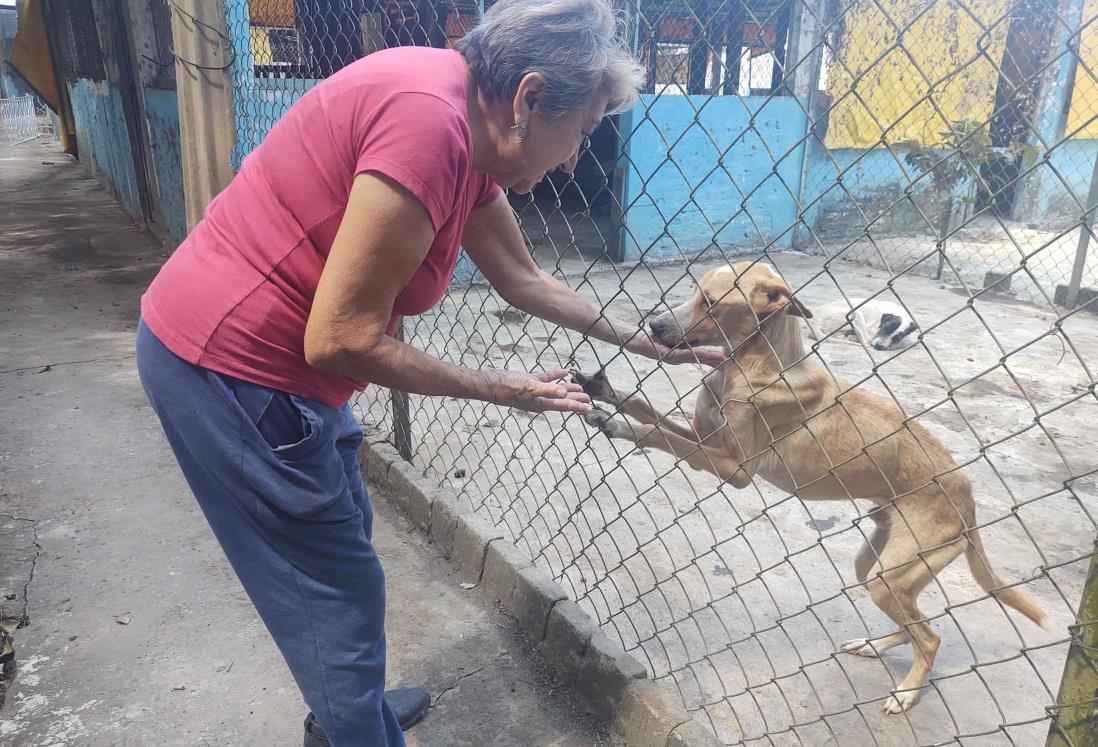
[0,140,611,745]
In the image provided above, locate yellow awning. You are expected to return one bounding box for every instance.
[8,0,58,112]
[7,0,75,153]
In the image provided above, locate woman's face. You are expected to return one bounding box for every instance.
[493,74,610,194]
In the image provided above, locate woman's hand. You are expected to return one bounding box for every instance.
[625,331,728,367]
[482,369,592,414]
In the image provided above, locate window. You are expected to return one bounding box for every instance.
[248,0,478,80]
[639,0,793,97]
[60,0,105,81]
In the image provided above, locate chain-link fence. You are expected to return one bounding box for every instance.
[223,0,1098,743]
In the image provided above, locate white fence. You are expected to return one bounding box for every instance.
[0,95,38,147]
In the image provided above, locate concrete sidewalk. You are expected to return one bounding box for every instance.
[0,140,610,746]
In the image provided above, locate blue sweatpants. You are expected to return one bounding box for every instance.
[136,319,404,747]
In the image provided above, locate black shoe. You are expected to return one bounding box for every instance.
[303,687,431,746]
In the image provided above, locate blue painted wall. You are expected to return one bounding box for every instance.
[618,94,809,260]
[1,70,34,99]
[143,88,186,246]
[67,79,188,247]
[67,79,143,220]
[222,1,315,169]
[229,79,315,170]
[1017,139,1098,225]
[800,145,950,240]
[802,138,1098,236]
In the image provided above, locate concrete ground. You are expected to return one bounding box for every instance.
[0,140,611,746]
[831,216,1098,308]
[357,225,1098,744]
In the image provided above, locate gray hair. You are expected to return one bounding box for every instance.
[455,0,644,117]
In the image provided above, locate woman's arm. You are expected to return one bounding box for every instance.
[304,172,590,414]
[462,194,725,366]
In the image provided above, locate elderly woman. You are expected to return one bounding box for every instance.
[136,1,718,744]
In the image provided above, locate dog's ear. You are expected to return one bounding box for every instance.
[878,313,901,335]
[788,297,812,319]
[754,278,812,319]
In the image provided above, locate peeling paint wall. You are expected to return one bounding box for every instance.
[824,0,1010,150]
[1067,0,1098,139]
[67,79,143,220]
[802,146,951,240]
[143,88,185,246]
[1012,0,1097,225]
[618,95,808,260]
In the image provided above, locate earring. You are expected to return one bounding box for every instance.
[510,120,528,142]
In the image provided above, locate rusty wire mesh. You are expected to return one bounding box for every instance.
[223,0,1098,743]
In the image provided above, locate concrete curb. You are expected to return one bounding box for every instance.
[360,441,719,747]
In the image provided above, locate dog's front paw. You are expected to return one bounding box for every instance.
[570,369,618,404]
[583,407,624,438]
[882,689,919,714]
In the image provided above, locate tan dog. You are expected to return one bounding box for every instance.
[575,261,1046,713]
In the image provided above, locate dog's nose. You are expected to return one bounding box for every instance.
[648,319,671,345]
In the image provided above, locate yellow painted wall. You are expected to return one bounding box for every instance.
[824,0,1011,149]
[1067,0,1098,138]
[250,28,273,66]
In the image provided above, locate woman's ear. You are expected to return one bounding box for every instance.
[513,72,547,123]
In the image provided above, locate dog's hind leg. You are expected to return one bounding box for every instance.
[864,524,966,714]
[843,514,905,657]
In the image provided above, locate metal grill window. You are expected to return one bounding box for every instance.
[148,0,176,89]
[639,1,794,96]
[246,0,461,79]
[59,0,105,82]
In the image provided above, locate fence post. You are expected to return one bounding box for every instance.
[609,0,641,263]
[1047,540,1098,747]
[786,0,826,249]
[391,321,413,462]
[1065,153,1098,308]
[171,0,236,230]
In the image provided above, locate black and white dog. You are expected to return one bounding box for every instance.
[806,298,919,351]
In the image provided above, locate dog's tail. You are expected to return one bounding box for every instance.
[965,528,1049,629]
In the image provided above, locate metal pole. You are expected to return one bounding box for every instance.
[1065,153,1098,308]
[609,0,641,263]
[787,0,826,249]
[936,192,955,281]
[1047,540,1098,747]
[391,321,413,462]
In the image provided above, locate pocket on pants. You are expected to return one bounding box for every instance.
[257,391,326,462]
[223,377,353,519]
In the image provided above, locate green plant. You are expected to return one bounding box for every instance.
[894,119,1037,206]
[890,120,1038,279]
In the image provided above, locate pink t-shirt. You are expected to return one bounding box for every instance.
[142,47,501,407]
